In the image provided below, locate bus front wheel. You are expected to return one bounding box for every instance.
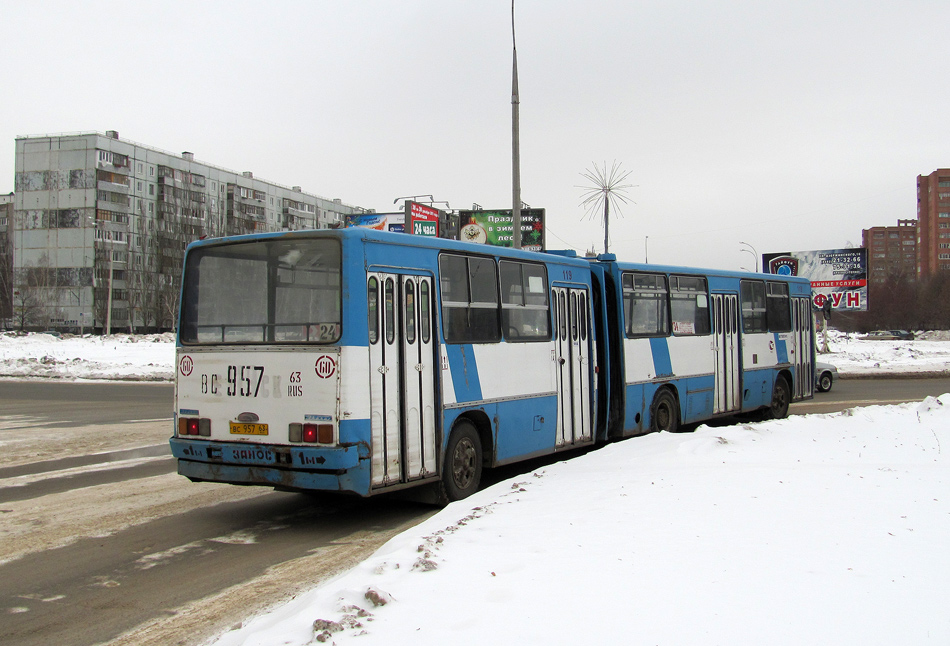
[441,421,483,502]
[650,389,679,433]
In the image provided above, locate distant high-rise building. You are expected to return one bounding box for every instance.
[916,169,950,279]
[862,219,917,284]
[13,131,367,331]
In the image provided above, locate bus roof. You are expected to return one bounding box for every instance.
[183,227,595,267]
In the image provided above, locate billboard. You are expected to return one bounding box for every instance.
[456,208,546,251]
[762,248,868,312]
[345,212,405,233]
[406,201,439,237]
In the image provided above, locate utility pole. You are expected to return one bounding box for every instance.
[511,0,522,249]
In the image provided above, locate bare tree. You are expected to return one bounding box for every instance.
[14,253,60,330]
[578,161,636,255]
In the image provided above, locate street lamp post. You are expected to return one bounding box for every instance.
[511,0,522,249]
[739,241,758,273]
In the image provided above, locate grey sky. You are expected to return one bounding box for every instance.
[2,1,947,270]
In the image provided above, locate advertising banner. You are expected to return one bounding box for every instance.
[456,208,546,251]
[762,248,868,312]
[406,201,439,237]
[345,212,405,233]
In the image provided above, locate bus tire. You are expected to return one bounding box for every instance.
[441,420,483,502]
[763,376,791,420]
[650,389,679,433]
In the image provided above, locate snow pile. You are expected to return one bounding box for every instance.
[0,332,174,381]
[822,329,950,376]
[210,396,950,645]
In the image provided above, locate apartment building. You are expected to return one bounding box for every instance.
[0,192,12,321]
[861,219,918,284]
[916,169,950,279]
[13,131,367,331]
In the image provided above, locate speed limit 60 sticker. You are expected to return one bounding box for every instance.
[315,355,337,379]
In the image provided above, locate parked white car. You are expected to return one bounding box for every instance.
[816,362,838,392]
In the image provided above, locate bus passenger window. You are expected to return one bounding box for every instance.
[740,280,767,333]
[766,281,792,332]
[622,272,669,337]
[439,254,501,344]
[670,275,710,336]
[500,260,550,341]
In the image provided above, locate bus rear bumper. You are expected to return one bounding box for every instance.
[170,438,371,495]
[175,459,370,495]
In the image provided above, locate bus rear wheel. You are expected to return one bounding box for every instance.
[763,376,791,420]
[441,421,483,502]
[650,389,679,433]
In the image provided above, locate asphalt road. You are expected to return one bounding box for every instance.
[790,374,950,415]
[0,380,174,427]
[0,377,947,645]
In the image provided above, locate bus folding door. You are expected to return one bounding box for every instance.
[791,296,814,399]
[711,293,741,414]
[552,286,593,447]
[367,273,438,489]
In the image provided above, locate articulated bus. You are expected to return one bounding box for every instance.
[170,228,813,502]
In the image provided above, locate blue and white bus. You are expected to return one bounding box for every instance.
[170,228,813,502]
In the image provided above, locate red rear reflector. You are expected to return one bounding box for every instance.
[187,419,200,435]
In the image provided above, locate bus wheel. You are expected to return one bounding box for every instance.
[441,421,483,502]
[763,376,791,420]
[650,389,679,433]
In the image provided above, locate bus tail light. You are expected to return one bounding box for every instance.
[289,423,334,444]
[178,417,211,437]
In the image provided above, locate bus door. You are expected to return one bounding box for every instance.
[791,296,814,399]
[552,286,593,447]
[711,293,741,414]
[367,273,438,488]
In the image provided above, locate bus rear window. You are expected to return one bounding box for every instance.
[180,238,342,344]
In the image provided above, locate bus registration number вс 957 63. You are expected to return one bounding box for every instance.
[229,422,269,435]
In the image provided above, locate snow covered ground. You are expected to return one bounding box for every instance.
[0,328,948,381]
[0,331,174,381]
[1,330,948,644]
[210,397,950,646]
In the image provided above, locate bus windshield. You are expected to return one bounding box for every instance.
[179,237,342,344]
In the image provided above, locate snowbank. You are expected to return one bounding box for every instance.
[4,328,949,381]
[0,332,174,381]
[209,396,950,645]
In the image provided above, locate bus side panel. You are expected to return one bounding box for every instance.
[442,395,559,466]
[623,382,648,434]
[623,338,657,384]
[441,341,559,463]
[680,374,715,424]
[741,331,782,410]
[474,343,557,401]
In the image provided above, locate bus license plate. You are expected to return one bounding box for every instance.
[229,422,269,436]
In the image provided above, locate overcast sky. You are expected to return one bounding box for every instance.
[2,1,948,270]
